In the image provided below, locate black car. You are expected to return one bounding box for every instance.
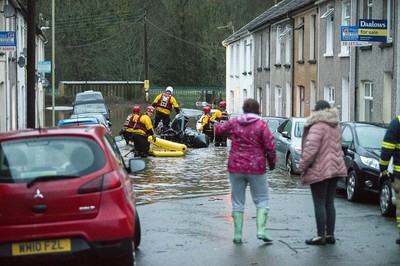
[339,122,388,202]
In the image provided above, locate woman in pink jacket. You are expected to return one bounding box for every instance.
[214,99,276,244]
[298,100,347,245]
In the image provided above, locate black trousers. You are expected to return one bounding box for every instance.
[131,133,150,155]
[154,111,171,128]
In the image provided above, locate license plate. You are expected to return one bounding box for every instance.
[12,239,71,256]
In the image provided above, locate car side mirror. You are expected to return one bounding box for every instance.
[282,131,290,139]
[341,143,349,153]
[128,159,146,173]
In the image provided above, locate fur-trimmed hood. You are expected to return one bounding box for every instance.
[305,108,340,128]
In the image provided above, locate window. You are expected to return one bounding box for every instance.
[383,0,394,43]
[265,31,271,68]
[275,86,282,116]
[265,32,270,68]
[321,6,334,56]
[364,82,373,122]
[310,14,316,61]
[243,40,247,73]
[366,0,372,19]
[275,26,281,64]
[249,39,253,73]
[235,43,239,76]
[340,1,351,56]
[258,34,263,68]
[279,25,291,65]
[230,45,234,76]
[296,18,304,62]
[324,86,335,105]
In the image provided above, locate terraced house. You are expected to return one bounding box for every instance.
[223,0,399,123]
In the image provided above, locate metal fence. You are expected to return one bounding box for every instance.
[55,82,225,109]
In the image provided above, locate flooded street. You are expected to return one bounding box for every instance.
[47,104,309,206]
[118,141,309,205]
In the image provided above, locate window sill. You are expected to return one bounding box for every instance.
[360,45,372,51]
[379,42,392,49]
[257,67,262,72]
[297,60,304,64]
[247,71,252,75]
[338,53,350,58]
[323,53,334,57]
[242,72,247,76]
[283,64,291,69]
[274,63,281,68]
[308,60,316,64]
[263,67,270,71]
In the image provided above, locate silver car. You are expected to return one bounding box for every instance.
[273,117,306,174]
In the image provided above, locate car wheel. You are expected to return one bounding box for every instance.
[286,154,293,174]
[133,209,141,249]
[380,180,396,217]
[346,171,360,202]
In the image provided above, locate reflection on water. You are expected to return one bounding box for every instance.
[118,141,309,206]
[47,104,309,206]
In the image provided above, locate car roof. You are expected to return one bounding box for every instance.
[340,121,389,128]
[72,99,106,106]
[57,117,100,127]
[0,125,107,141]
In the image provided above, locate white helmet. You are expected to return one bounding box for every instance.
[166,86,173,94]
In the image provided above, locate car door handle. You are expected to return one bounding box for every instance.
[32,204,48,213]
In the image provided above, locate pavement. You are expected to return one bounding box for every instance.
[135,190,399,266]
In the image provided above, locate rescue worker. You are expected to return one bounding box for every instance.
[120,105,140,145]
[210,101,229,146]
[152,86,180,129]
[198,106,214,143]
[379,115,400,245]
[131,106,157,158]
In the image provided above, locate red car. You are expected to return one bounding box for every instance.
[0,125,145,265]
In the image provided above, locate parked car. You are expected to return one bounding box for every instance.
[0,125,145,265]
[72,99,110,121]
[57,116,100,127]
[70,113,112,132]
[262,116,287,133]
[73,90,104,104]
[379,158,396,217]
[273,117,307,174]
[339,121,388,203]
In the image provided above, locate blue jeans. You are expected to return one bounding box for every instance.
[229,172,269,212]
[310,177,340,237]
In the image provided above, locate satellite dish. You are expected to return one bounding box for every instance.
[3,4,15,18]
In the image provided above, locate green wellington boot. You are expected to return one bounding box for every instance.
[256,208,273,243]
[232,211,243,244]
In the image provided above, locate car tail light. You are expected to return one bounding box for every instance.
[78,171,122,194]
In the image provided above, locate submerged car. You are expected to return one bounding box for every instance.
[72,99,110,121]
[273,117,306,174]
[0,125,145,265]
[339,122,388,203]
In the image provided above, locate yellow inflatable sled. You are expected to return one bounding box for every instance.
[148,136,187,157]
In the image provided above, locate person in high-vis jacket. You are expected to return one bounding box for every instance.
[210,101,229,146]
[379,115,400,245]
[152,86,180,129]
[120,105,140,145]
[198,106,214,143]
[131,106,156,158]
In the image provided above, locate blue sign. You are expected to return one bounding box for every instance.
[358,19,387,42]
[0,31,16,47]
[341,26,359,42]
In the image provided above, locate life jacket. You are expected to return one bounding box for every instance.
[157,93,172,111]
[125,114,138,128]
[124,114,133,127]
[133,114,152,135]
[200,114,213,130]
[220,110,229,121]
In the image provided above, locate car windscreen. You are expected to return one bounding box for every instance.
[73,103,107,114]
[355,126,387,149]
[0,137,106,183]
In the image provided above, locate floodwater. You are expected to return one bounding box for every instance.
[47,104,309,206]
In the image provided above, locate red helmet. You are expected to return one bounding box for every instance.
[219,101,227,108]
[203,106,211,114]
[147,106,156,114]
[132,106,140,114]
